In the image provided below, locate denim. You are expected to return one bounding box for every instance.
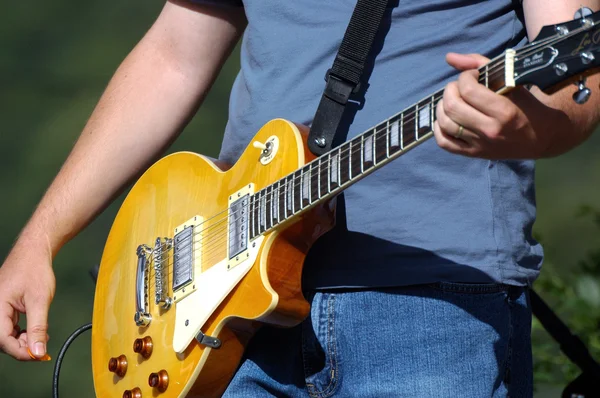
[222,283,532,397]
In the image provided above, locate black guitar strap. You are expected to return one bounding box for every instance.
[307,0,390,156]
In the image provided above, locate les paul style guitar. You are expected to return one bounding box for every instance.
[92,12,600,397]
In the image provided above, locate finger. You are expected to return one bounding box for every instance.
[433,120,475,155]
[24,295,50,359]
[10,324,21,338]
[440,84,492,134]
[457,71,518,125]
[0,303,31,360]
[436,100,479,143]
[446,53,490,71]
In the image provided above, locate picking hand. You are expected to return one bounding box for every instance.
[433,52,567,159]
[0,241,55,361]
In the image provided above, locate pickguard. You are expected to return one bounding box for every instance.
[172,236,264,353]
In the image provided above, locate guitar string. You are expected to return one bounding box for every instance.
[162,20,590,258]
[146,97,450,284]
[145,56,535,282]
[146,89,459,284]
[146,26,590,282]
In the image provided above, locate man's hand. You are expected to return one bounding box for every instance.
[433,52,574,160]
[0,239,55,360]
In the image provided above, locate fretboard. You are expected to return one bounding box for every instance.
[248,57,508,239]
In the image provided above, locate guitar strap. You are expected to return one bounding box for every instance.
[307,0,390,156]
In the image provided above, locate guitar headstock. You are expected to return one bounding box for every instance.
[513,8,600,103]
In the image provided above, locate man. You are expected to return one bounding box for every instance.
[1,0,599,396]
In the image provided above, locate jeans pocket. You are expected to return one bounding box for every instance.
[301,292,340,398]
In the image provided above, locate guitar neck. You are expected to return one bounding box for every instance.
[248,52,512,239]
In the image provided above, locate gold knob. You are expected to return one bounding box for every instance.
[148,369,169,392]
[133,336,153,359]
[122,387,142,398]
[108,355,128,377]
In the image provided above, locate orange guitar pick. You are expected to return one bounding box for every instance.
[26,347,51,361]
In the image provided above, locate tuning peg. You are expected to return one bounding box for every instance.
[575,7,595,28]
[574,7,593,20]
[573,77,592,105]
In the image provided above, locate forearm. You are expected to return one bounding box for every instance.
[16,2,245,256]
[525,74,600,158]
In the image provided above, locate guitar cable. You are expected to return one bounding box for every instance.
[51,322,92,398]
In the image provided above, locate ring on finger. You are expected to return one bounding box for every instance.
[456,125,464,139]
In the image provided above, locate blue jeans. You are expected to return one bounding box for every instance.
[223,283,532,397]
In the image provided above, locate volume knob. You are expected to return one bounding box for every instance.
[108,355,128,377]
[122,387,142,398]
[149,369,169,392]
[133,336,153,359]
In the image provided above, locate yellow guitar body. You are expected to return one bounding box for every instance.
[91,119,334,397]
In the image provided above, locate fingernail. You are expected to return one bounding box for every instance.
[33,342,45,357]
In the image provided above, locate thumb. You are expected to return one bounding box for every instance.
[25,297,50,358]
[446,53,490,71]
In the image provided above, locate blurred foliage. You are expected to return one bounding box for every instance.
[532,207,600,388]
[1,1,600,397]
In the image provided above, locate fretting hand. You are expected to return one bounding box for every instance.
[433,52,572,160]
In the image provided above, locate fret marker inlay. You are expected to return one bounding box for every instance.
[364,135,373,163]
[331,153,339,185]
[390,120,399,148]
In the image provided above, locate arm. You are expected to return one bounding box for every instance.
[433,0,600,159]
[0,0,246,360]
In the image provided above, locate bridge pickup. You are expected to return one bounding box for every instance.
[172,216,202,304]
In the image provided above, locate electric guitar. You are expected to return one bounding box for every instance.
[92,11,600,397]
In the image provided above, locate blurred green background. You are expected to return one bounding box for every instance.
[1,1,600,397]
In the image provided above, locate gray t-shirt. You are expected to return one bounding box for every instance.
[208,0,541,288]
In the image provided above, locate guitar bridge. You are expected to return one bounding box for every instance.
[134,245,152,326]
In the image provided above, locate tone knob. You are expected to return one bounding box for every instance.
[108,355,128,377]
[122,387,142,398]
[133,336,153,359]
[148,369,169,392]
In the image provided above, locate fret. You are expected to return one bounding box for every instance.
[260,189,267,233]
[403,106,416,147]
[485,64,489,88]
[339,141,351,186]
[293,170,302,213]
[329,150,340,191]
[350,138,362,179]
[415,103,419,140]
[390,117,400,154]
[301,165,311,206]
[310,160,320,203]
[430,96,435,127]
[360,136,364,173]
[286,175,294,217]
[271,181,279,225]
[400,112,404,149]
[417,98,432,138]
[278,179,286,222]
[319,154,329,197]
[375,125,387,164]
[385,119,390,158]
[264,186,272,231]
[363,131,374,171]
